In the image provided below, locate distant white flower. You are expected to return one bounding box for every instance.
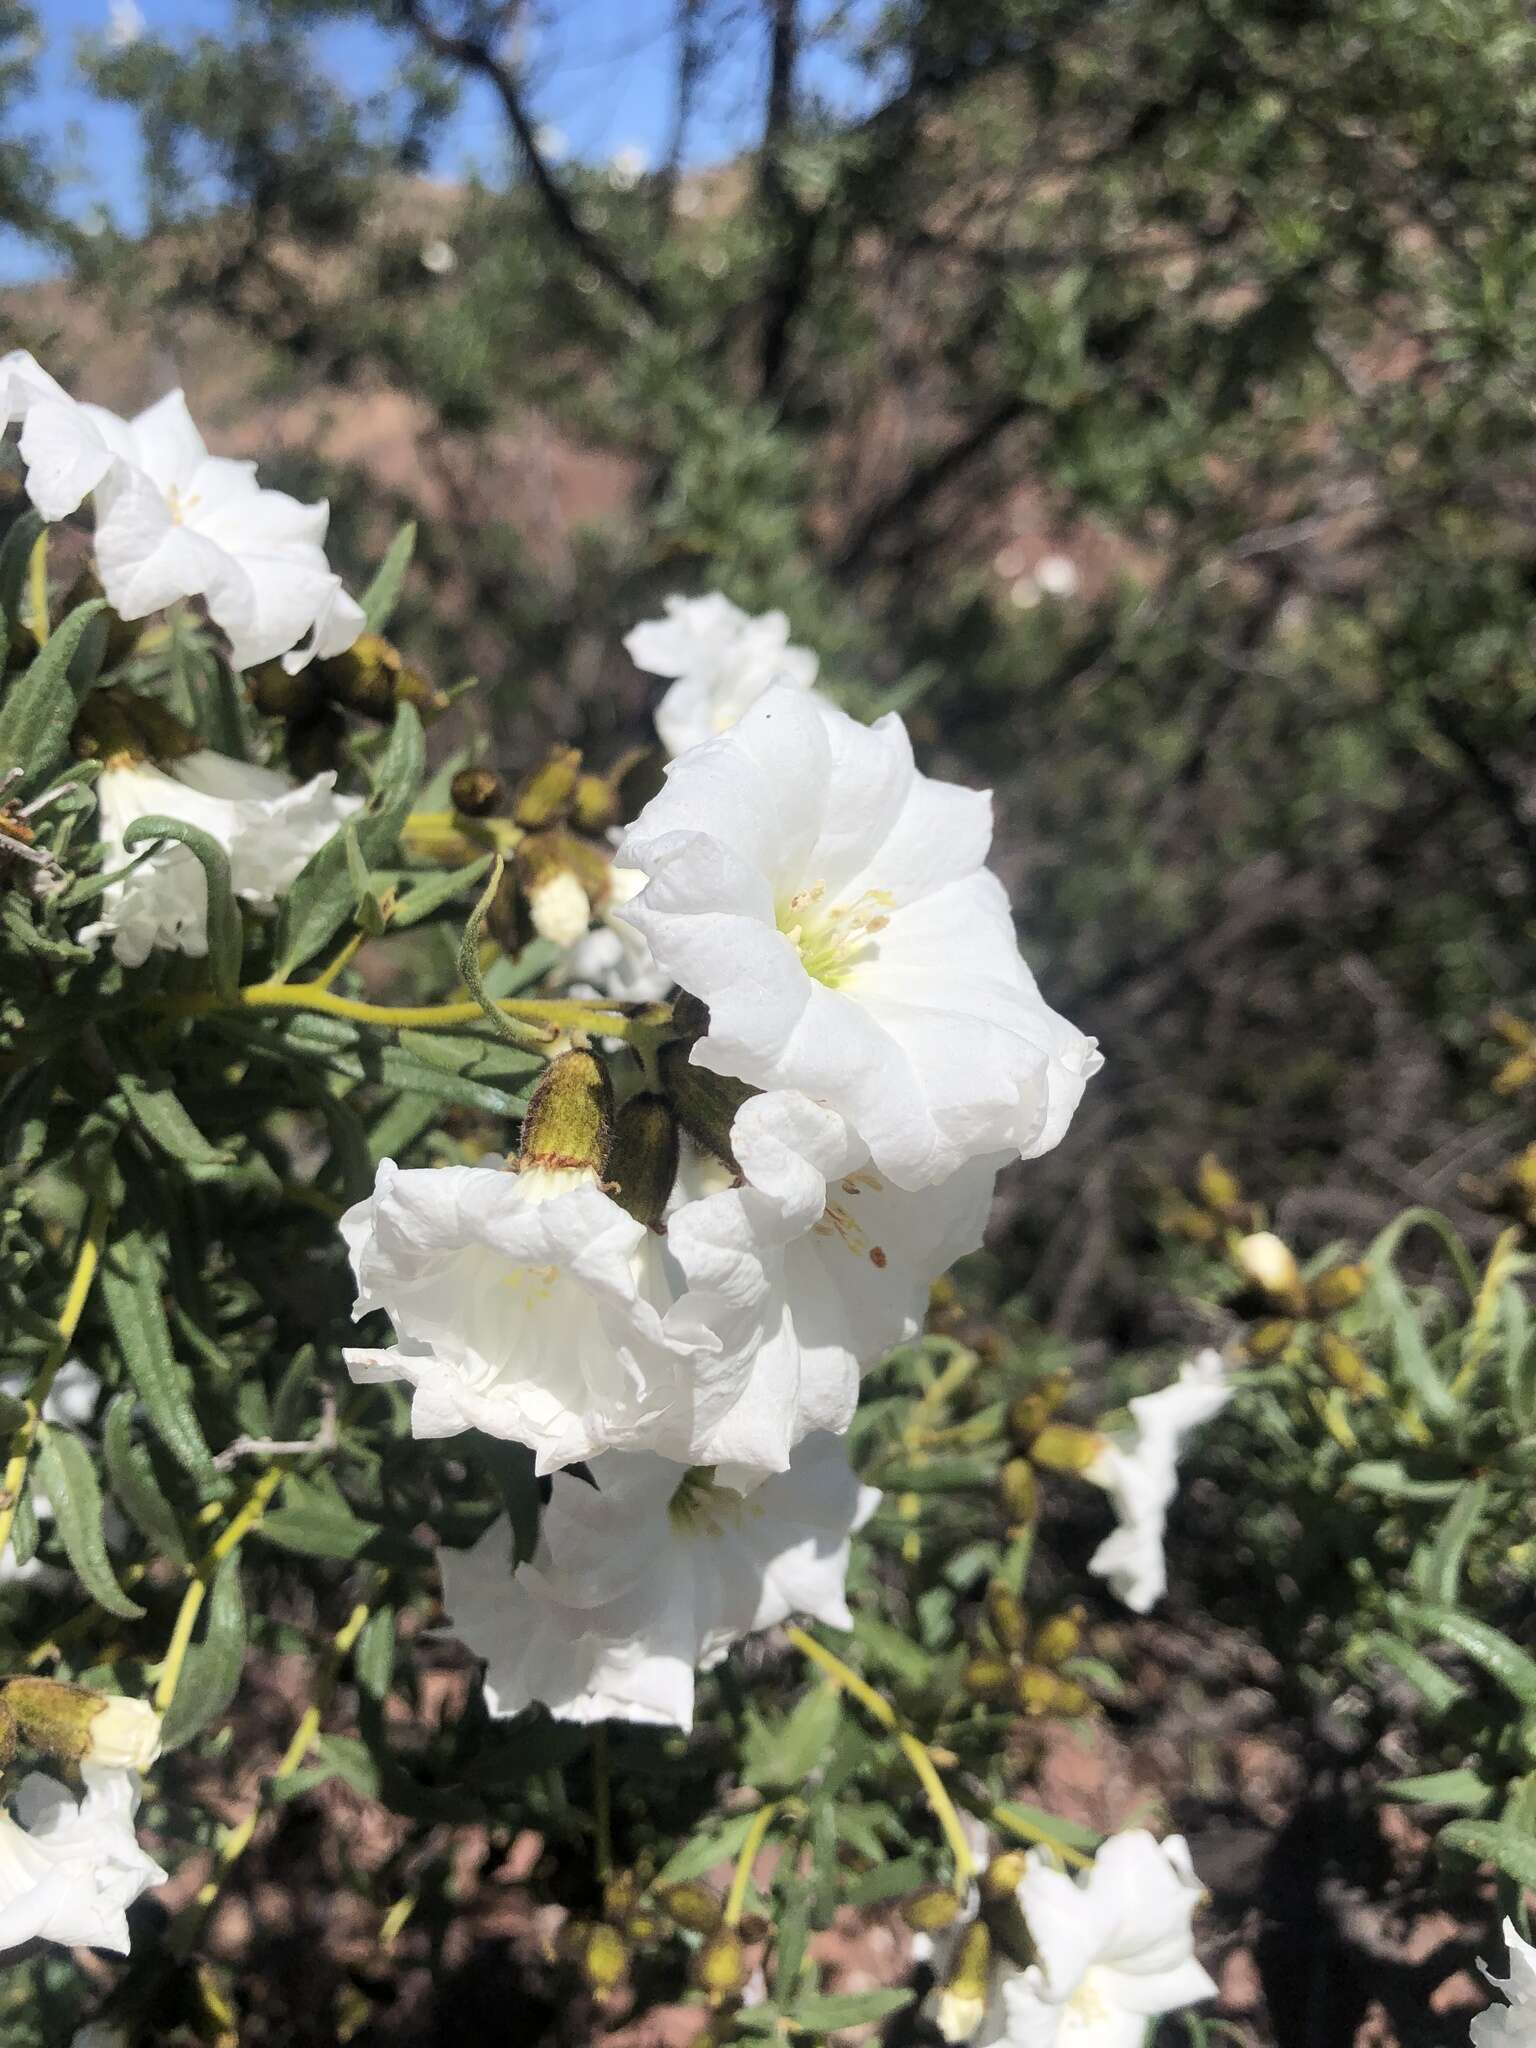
[982,1831,1216,2047]
[82,749,362,967]
[559,865,673,1004]
[618,687,1101,1191]
[672,1090,998,1482]
[419,238,457,276]
[608,144,649,189]
[625,593,819,758]
[439,1432,879,1731]
[105,0,145,48]
[341,1157,764,1475]
[1033,554,1079,600]
[1473,1920,1536,2047]
[1086,1350,1232,1615]
[534,123,569,162]
[0,1768,164,1958]
[0,353,365,672]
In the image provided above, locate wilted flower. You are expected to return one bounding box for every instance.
[618,686,1101,1190]
[625,592,819,757]
[983,1831,1216,2046]
[1473,1920,1536,2046]
[81,1696,162,1772]
[438,1432,880,1731]
[558,865,673,1004]
[0,1767,164,1957]
[0,352,364,671]
[83,749,363,967]
[1085,1350,1232,1614]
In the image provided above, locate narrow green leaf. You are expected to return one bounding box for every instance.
[160,1552,247,1751]
[99,1230,217,1486]
[390,851,494,929]
[114,1060,232,1170]
[743,1685,842,1793]
[34,1428,144,1618]
[1438,1819,1536,1890]
[1361,1630,1468,1715]
[1401,1601,1536,1707]
[787,1988,915,2029]
[656,1809,763,1886]
[360,522,417,633]
[355,1607,396,1702]
[992,1800,1104,1855]
[1417,1479,1490,1606]
[1379,1768,1493,1812]
[0,600,110,795]
[121,815,242,998]
[103,1392,189,1564]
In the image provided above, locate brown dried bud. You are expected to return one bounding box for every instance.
[450,767,506,818]
[660,1882,723,1935]
[319,632,444,721]
[249,660,322,720]
[285,707,347,782]
[1005,1373,1070,1446]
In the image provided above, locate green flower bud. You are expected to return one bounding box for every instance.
[1195,1151,1244,1218]
[513,746,582,829]
[1031,1608,1084,1668]
[935,1922,991,2043]
[319,633,445,722]
[691,1929,748,2001]
[450,767,506,818]
[1029,1424,1104,1475]
[1244,1318,1295,1360]
[984,1581,1028,1656]
[659,1037,756,1171]
[519,1049,613,1177]
[2,1678,161,1769]
[998,1457,1039,1526]
[1310,1263,1367,1314]
[962,1654,1014,1702]
[900,1884,963,1933]
[1320,1330,1385,1400]
[660,1881,723,1935]
[979,1850,1029,1903]
[571,771,621,835]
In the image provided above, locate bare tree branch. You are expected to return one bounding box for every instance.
[395,0,664,325]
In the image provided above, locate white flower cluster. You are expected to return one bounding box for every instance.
[340,591,1101,1729]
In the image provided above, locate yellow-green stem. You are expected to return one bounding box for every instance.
[26,530,48,646]
[0,1189,111,1567]
[724,1800,780,1926]
[150,977,643,1043]
[154,1466,287,1714]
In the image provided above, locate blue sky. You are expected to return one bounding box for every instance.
[11,1,885,280]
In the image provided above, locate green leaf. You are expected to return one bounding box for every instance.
[355,1606,396,1702]
[1361,1630,1468,1715]
[1417,1478,1490,1606]
[113,1058,233,1171]
[103,1392,189,1565]
[0,510,43,622]
[360,522,417,634]
[100,1231,217,1486]
[271,703,423,975]
[656,1809,764,1886]
[390,851,494,929]
[853,1613,932,1689]
[743,1684,843,1793]
[160,1552,248,1751]
[1400,1601,1536,1707]
[1346,1461,1463,1501]
[121,815,242,998]
[258,1477,385,1561]
[1379,1768,1493,1812]
[992,1800,1104,1855]
[34,1428,144,1618]
[1438,1819,1536,1890]
[786,1988,915,2029]
[0,600,110,796]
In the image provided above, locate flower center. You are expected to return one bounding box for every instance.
[667,1466,750,1538]
[1061,1968,1118,2035]
[777,882,894,988]
[164,485,201,527]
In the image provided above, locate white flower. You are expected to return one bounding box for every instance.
[1085,1351,1232,1615]
[608,144,650,189]
[625,593,819,758]
[341,1157,764,1474]
[525,866,592,949]
[0,1767,164,1958]
[671,1090,998,1482]
[83,748,363,967]
[981,1832,1216,2048]
[419,238,457,275]
[1473,1921,1536,2046]
[105,0,145,48]
[81,1697,161,1772]
[617,686,1101,1191]
[558,865,673,1005]
[0,353,364,672]
[439,1431,880,1731]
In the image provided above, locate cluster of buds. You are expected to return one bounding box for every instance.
[1463,1139,1536,1234]
[249,631,448,779]
[71,683,203,769]
[909,1851,1037,2042]
[1154,1152,1262,1245]
[553,1864,756,2027]
[962,1580,1090,1719]
[0,1676,161,1774]
[519,1049,683,1232]
[996,1369,1102,1534]
[455,742,646,953]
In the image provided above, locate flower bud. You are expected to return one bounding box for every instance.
[1235,1232,1307,1312]
[691,1928,748,2001]
[1245,1318,1295,1360]
[1050,1679,1091,1717]
[962,1654,1014,1702]
[661,1881,723,1935]
[285,706,347,781]
[997,1457,1038,1526]
[984,1581,1028,1656]
[1011,1664,1062,1717]
[1005,1374,1070,1446]
[450,767,505,818]
[519,1049,613,1177]
[1028,1424,1104,1475]
[602,1869,639,1922]
[1320,1330,1385,1400]
[0,1698,15,1775]
[979,1851,1029,1904]
[1158,1199,1220,1244]
[515,828,612,949]
[900,1884,963,1933]
[513,747,582,830]
[1310,1263,1367,1314]
[571,771,621,835]
[319,633,445,721]
[1031,1608,1083,1668]
[249,660,322,720]
[659,1038,757,1171]
[608,1093,680,1229]
[572,1920,629,1994]
[2,1679,161,1770]
[1195,1152,1244,1218]
[934,1922,991,2043]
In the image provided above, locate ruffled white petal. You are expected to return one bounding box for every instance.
[0,1768,163,1958]
[618,687,1100,1190]
[1086,1352,1232,1615]
[625,592,819,757]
